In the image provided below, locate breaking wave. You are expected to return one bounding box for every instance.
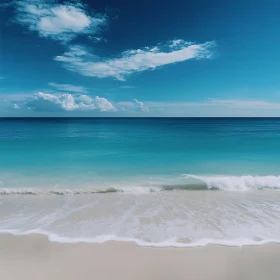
[0,187,120,196]
[183,174,280,191]
[1,175,280,195]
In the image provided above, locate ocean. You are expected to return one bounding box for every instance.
[1,118,280,247]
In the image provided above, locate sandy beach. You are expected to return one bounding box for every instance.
[0,234,279,280]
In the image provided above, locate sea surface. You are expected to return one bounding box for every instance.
[1,118,280,247]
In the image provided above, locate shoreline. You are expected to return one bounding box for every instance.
[1,234,280,280]
[1,231,280,247]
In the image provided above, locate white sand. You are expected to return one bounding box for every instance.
[0,234,279,280]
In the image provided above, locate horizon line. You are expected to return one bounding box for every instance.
[1,117,280,119]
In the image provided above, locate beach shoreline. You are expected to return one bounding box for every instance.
[1,233,280,280]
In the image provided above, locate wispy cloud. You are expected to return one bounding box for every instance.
[0,77,5,80]
[120,85,135,89]
[133,99,149,112]
[207,99,280,109]
[146,99,280,109]
[88,36,106,43]
[117,99,149,112]
[54,40,215,80]
[108,85,135,91]
[12,0,106,43]
[48,82,87,93]
[144,99,280,116]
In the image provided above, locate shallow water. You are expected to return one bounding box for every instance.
[1,118,280,246]
[1,190,280,247]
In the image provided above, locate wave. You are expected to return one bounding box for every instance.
[1,229,280,248]
[1,175,280,195]
[0,187,122,196]
[183,175,280,191]
[0,186,163,195]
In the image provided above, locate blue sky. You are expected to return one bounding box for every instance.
[0,0,280,116]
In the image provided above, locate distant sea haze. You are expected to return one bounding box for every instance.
[1,118,280,247]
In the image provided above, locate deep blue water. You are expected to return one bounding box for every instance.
[1,118,280,188]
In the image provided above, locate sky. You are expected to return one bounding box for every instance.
[0,0,280,117]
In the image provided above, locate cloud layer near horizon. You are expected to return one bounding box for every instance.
[4,93,280,117]
[8,92,148,113]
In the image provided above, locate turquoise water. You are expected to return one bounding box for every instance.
[1,118,280,189]
[1,118,280,246]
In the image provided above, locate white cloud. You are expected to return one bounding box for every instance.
[88,36,106,43]
[54,40,215,80]
[49,82,87,93]
[13,1,106,42]
[25,92,116,112]
[117,99,149,112]
[77,94,93,104]
[95,96,116,112]
[117,101,134,109]
[120,85,135,89]
[2,91,150,114]
[20,92,151,113]
[170,39,185,48]
[0,100,21,112]
[133,99,149,112]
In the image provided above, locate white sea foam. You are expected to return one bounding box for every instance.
[1,175,280,248]
[184,175,280,191]
[1,229,280,248]
[1,175,280,195]
[1,187,280,248]
[0,186,162,195]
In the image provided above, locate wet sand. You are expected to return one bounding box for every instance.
[0,234,279,280]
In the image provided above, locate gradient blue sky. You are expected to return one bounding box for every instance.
[0,0,279,116]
